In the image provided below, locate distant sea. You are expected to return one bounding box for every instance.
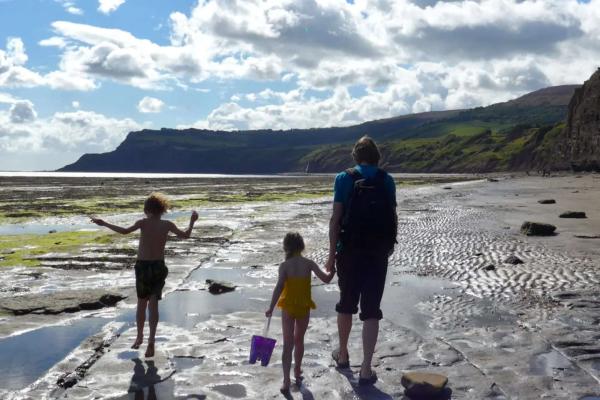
[0,171,314,179]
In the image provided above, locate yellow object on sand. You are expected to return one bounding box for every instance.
[277,276,316,319]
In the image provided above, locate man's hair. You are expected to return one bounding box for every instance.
[352,135,381,165]
[144,192,169,216]
[283,232,305,259]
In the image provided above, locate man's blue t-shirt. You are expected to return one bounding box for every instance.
[333,165,397,208]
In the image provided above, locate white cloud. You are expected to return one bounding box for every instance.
[66,6,83,15]
[0,37,96,90]
[72,101,80,108]
[137,96,165,113]
[98,0,125,15]
[0,100,143,159]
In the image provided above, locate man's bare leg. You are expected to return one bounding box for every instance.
[145,295,159,357]
[337,313,352,363]
[360,318,379,378]
[132,298,148,349]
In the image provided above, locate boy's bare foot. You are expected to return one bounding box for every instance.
[131,337,143,349]
[280,382,291,396]
[144,341,155,358]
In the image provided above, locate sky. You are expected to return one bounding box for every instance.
[0,0,599,171]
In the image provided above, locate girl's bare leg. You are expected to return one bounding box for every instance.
[145,295,159,357]
[281,311,295,392]
[132,298,148,349]
[293,313,310,383]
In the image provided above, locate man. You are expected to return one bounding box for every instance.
[325,135,397,385]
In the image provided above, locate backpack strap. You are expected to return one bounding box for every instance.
[345,167,362,181]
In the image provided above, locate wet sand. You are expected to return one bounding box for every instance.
[2,174,600,399]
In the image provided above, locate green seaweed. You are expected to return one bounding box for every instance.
[0,231,118,267]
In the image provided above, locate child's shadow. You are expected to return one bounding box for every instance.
[129,358,161,400]
[337,368,394,400]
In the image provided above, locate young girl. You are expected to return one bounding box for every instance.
[91,192,198,358]
[266,232,335,394]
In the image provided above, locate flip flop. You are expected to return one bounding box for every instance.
[331,349,350,369]
[358,371,378,386]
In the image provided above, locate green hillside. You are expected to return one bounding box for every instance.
[60,85,579,174]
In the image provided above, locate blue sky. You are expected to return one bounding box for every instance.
[1,0,599,170]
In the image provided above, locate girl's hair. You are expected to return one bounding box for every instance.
[283,232,305,259]
[144,192,169,216]
[352,135,381,165]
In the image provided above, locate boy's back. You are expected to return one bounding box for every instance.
[137,218,176,260]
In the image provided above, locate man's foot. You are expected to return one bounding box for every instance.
[294,369,304,386]
[280,380,291,395]
[332,348,350,369]
[131,337,143,349]
[358,370,378,386]
[144,341,155,358]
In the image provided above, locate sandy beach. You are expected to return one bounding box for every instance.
[2,174,600,399]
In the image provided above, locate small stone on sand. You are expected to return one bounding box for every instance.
[504,255,524,265]
[538,199,556,204]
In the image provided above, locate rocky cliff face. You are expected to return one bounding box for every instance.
[559,68,600,171]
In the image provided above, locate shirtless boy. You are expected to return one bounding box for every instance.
[91,192,198,357]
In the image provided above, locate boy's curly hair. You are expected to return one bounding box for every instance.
[283,232,305,260]
[144,192,169,216]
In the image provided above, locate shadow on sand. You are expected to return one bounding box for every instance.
[337,368,394,400]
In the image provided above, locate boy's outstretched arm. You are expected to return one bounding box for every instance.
[91,218,141,234]
[311,260,336,284]
[266,263,287,317]
[168,211,198,239]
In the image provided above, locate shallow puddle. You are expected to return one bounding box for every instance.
[0,317,110,390]
[529,349,573,376]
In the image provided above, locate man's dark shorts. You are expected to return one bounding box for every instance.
[335,249,388,321]
[134,260,168,300]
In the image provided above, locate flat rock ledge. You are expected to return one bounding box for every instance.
[0,289,126,316]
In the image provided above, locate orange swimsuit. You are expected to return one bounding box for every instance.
[277,276,316,319]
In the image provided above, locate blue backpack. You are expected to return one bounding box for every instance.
[340,168,397,252]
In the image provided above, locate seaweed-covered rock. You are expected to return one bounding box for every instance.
[206,279,236,295]
[559,211,587,218]
[520,222,557,236]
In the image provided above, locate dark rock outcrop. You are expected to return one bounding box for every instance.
[538,199,556,204]
[520,222,557,236]
[559,211,587,219]
[558,68,600,171]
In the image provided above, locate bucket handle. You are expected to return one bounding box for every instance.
[263,316,271,337]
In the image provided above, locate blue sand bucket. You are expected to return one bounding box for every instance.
[249,317,276,366]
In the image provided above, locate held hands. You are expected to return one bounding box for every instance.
[190,210,199,223]
[325,256,335,273]
[265,308,273,318]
